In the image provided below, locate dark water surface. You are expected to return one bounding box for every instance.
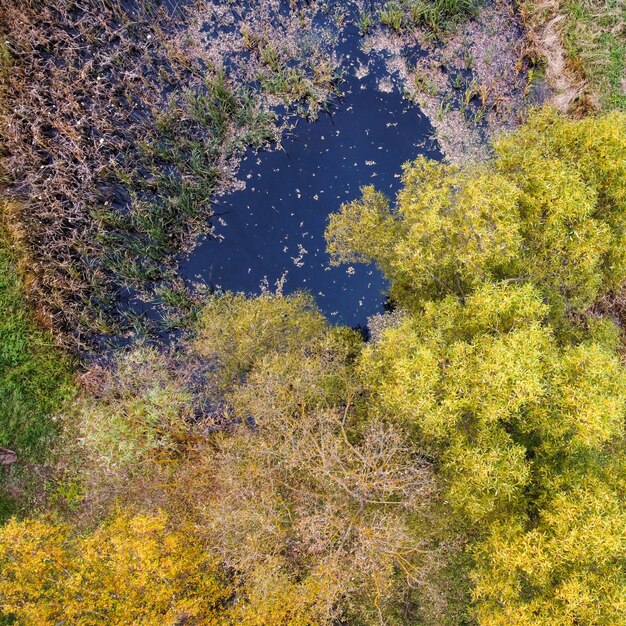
[181,47,441,327]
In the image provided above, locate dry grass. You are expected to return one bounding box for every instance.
[0,0,199,346]
[366,0,533,163]
[0,0,283,351]
[521,0,626,112]
[521,0,594,112]
[0,0,350,352]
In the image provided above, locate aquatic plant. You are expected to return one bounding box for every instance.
[411,0,478,32]
[377,0,479,35]
[0,1,278,349]
[379,1,411,33]
[358,9,375,34]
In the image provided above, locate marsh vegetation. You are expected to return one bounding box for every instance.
[1,1,626,625]
[0,0,537,348]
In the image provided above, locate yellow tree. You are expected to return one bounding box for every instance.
[0,511,232,625]
[326,109,626,316]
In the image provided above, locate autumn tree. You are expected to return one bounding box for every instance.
[191,292,447,624]
[0,511,232,625]
[326,109,626,316]
[327,109,626,623]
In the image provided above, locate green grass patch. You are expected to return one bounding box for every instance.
[0,235,73,461]
[378,0,479,35]
[412,0,478,32]
[0,230,74,521]
[539,0,626,110]
[562,0,626,109]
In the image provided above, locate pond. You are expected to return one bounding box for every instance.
[180,31,441,328]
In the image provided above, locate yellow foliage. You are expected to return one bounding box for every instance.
[0,511,231,625]
[472,478,626,625]
[358,283,626,524]
[194,292,327,389]
[192,409,435,625]
[326,109,626,314]
[326,185,400,271]
[396,160,522,299]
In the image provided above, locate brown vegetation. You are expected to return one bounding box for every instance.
[0,0,354,351]
[0,0,194,344]
[520,0,591,113]
[520,0,626,113]
[0,0,281,349]
[366,0,534,163]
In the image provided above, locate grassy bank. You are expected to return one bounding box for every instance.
[523,0,626,111]
[0,229,73,521]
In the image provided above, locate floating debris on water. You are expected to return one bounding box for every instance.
[180,45,441,327]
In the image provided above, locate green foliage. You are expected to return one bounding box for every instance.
[494,109,626,293]
[4,106,626,625]
[226,331,359,429]
[358,9,375,34]
[326,186,402,271]
[379,2,411,32]
[411,0,478,32]
[49,294,452,624]
[327,109,626,315]
[253,39,339,118]
[377,0,479,34]
[352,284,626,622]
[0,40,10,106]
[190,294,448,621]
[67,347,193,485]
[96,71,276,296]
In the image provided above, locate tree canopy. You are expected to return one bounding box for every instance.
[2,109,626,625]
[327,109,626,316]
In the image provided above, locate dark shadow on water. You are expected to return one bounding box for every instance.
[180,47,441,327]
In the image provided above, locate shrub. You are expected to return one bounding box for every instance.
[54,293,447,623]
[326,109,626,316]
[194,292,328,389]
[472,474,626,625]
[194,409,437,625]
[69,347,193,477]
[358,282,626,522]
